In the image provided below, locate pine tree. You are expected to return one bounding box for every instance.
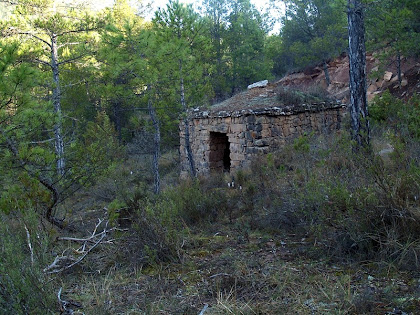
[347,0,370,148]
[152,0,212,177]
[281,0,348,85]
[4,0,101,176]
[366,0,420,86]
[202,0,229,102]
[226,0,270,93]
[0,40,61,224]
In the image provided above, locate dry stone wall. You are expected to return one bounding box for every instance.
[180,104,346,178]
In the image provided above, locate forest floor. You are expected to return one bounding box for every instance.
[58,209,420,315]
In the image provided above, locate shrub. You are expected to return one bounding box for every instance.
[154,179,229,226]
[370,91,420,140]
[0,210,56,314]
[103,186,178,268]
[246,126,420,267]
[276,85,331,105]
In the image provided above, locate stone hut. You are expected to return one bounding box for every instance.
[180,82,346,178]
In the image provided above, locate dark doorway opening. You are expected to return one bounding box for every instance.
[209,132,230,172]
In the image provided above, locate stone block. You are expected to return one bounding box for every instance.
[384,71,393,81]
[230,143,241,152]
[246,115,256,123]
[261,128,271,138]
[230,124,244,133]
[231,160,241,168]
[255,139,268,147]
[255,147,270,154]
[231,153,245,161]
[256,116,267,124]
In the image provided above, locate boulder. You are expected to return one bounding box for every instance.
[247,80,268,89]
[367,83,378,93]
[384,71,393,81]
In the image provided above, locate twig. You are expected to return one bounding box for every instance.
[198,303,209,315]
[58,229,108,242]
[24,224,34,266]
[209,273,231,279]
[57,287,75,315]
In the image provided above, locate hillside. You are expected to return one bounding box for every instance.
[276,54,420,103]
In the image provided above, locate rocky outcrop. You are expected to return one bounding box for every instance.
[277,54,420,103]
[247,80,269,89]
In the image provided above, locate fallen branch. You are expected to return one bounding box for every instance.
[209,273,231,279]
[57,287,72,314]
[44,219,114,274]
[57,287,82,314]
[198,303,209,315]
[57,229,108,243]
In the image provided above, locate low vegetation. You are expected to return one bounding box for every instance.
[1,93,419,314]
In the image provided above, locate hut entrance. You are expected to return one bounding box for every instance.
[209,132,230,172]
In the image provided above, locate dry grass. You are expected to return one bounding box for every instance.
[57,220,420,314]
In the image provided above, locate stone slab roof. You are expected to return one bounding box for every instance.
[189,82,345,119]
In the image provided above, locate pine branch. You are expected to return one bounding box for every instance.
[57,54,86,66]
[18,31,52,48]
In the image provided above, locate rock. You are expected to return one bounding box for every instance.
[384,71,393,81]
[367,83,377,93]
[255,139,268,147]
[390,75,398,83]
[247,80,268,89]
[401,79,408,87]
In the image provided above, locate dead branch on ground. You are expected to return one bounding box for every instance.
[44,219,122,274]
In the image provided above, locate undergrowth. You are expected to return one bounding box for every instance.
[0,210,56,314]
[2,93,418,314]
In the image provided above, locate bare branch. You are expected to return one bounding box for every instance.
[32,58,52,68]
[19,31,52,48]
[27,138,55,145]
[44,219,116,274]
[57,54,86,66]
[57,27,98,37]
[63,80,84,88]
[57,287,81,314]
[199,304,209,315]
[24,224,34,266]
[209,273,231,279]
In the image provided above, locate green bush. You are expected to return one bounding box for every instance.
[0,210,56,314]
[246,126,420,267]
[370,91,420,139]
[154,179,229,226]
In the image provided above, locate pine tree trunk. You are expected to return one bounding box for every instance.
[1,128,62,228]
[397,51,402,88]
[147,90,161,194]
[113,101,122,143]
[347,0,370,148]
[51,33,65,176]
[179,61,196,178]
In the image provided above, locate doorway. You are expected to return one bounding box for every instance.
[209,132,230,172]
